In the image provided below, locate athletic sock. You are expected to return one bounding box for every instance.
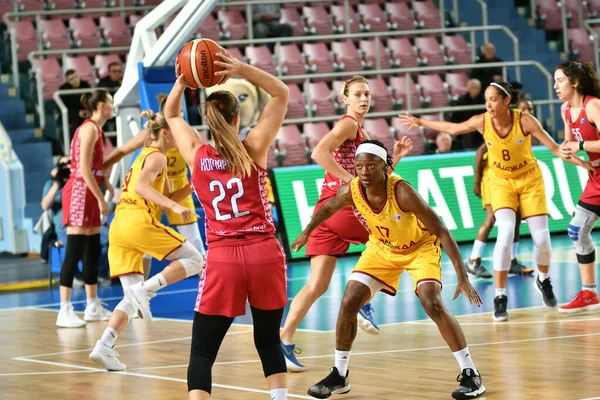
[335,349,351,377]
[453,347,478,375]
[86,297,98,307]
[143,273,167,293]
[100,327,118,347]
[495,288,506,297]
[270,388,287,400]
[583,283,597,294]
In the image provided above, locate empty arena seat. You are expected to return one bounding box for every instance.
[303,42,335,75]
[302,5,333,35]
[245,46,276,76]
[330,4,361,33]
[389,75,421,110]
[445,72,470,97]
[391,117,425,155]
[418,74,449,108]
[69,17,101,48]
[100,16,130,47]
[357,3,388,33]
[535,0,562,31]
[223,46,245,62]
[286,83,307,119]
[442,35,472,66]
[331,40,364,72]
[367,78,393,112]
[363,118,395,154]
[10,20,38,62]
[412,0,441,30]
[303,122,330,149]
[64,55,96,85]
[568,28,595,62]
[385,2,416,31]
[359,39,391,71]
[278,44,306,77]
[217,10,247,40]
[276,125,308,166]
[280,7,305,36]
[414,36,446,69]
[195,13,220,41]
[33,57,63,101]
[95,54,122,78]
[38,19,70,50]
[386,37,418,70]
[305,81,335,117]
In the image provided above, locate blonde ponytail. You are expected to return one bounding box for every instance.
[205,96,254,178]
[140,109,169,141]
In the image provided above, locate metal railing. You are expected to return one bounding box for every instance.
[584,18,600,74]
[0,121,13,163]
[53,87,118,155]
[561,0,569,56]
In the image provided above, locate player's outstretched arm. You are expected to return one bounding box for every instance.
[291,184,354,252]
[136,152,196,223]
[398,113,484,136]
[103,130,149,170]
[395,181,482,306]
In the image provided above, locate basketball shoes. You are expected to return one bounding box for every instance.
[452,368,486,399]
[56,304,87,328]
[357,303,380,335]
[465,258,492,279]
[307,367,350,399]
[281,342,305,372]
[559,290,600,313]
[90,340,126,371]
[84,298,112,321]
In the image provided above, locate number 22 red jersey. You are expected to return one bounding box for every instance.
[564,95,600,205]
[190,144,275,245]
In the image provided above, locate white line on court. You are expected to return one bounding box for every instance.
[0,370,99,377]
[12,357,313,399]
[409,317,600,326]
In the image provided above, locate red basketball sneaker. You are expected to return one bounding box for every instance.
[558,290,600,313]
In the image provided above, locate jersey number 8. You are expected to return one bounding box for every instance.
[502,149,511,161]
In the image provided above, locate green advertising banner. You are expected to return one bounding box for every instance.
[272,147,591,259]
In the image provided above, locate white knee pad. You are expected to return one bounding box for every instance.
[176,223,206,256]
[115,298,138,321]
[167,241,204,277]
[493,209,516,271]
[568,205,598,263]
[349,272,385,299]
[527,215,552,266]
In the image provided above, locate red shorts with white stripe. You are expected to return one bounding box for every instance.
[305,196,370,257]
[62,176,103,228]
[194,235,287,318]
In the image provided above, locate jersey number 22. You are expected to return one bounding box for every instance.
[209,178,250,221]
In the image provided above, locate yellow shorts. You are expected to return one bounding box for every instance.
[109,209,185,277]
[156,177,198,226]
[481,174,491,208]
[488,164,548,219]
[353,238,442,296]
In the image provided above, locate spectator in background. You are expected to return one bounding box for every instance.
[451,79,485,150]
[518,99,534,115]
[59,70,91,140]
[252,4,293,51]
[97,62,123,132]
[471,43,503,89]
[425,132,459,154]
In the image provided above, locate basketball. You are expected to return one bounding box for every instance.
[177,38,225,89]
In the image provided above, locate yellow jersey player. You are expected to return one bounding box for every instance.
[399,81,593,321]
[103,95,206,279]
[292,140,485,400]
[90,109,204,371]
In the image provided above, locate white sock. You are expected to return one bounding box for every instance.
[143,273,167,293]
[100,327,118,347]
[538,272,549,282]
[453,347,478,375]
[86,297,98,307]
[511,242,519,259]
[60,301,70,310]
[470,240,486,260]
[495,288,506,297]
[583,284,597,294]
[335,349,351,377]
[269,388,287,400]
[281,340,293,346]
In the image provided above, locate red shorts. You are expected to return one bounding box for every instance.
[62,176,102,228]
[305,196,370,257]
[581,172,600,206]
[194,236,287,318]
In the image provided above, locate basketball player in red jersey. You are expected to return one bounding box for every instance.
[280,76,412,371]
[56,90,113,328]
[165,51,289,400]
[556,61,600,313]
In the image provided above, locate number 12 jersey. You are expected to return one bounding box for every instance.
[190,145,275,245]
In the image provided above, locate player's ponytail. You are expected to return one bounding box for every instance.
[204,90,254,178]
[140,109,169,141]
[157,93,168,112]
[80,89,110,113]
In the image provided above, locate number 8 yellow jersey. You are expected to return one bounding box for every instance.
[482,109,537,179]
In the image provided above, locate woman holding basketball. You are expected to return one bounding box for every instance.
[556,61,600,313]
[399,82,592,322]
[56,90,113,329]
[280,76,412,372]
[165,48,289,399]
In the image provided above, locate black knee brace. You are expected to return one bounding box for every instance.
[59,235,85,288]
[187,312,234,393]
[251,306,286,377]
[82,234,101,285]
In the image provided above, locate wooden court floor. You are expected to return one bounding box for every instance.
[2,306,600,399]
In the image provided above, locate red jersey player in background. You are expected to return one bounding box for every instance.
[279,76,411,372]
[57,90,113,328]
[165,50,290,400]
[556,61,600,313]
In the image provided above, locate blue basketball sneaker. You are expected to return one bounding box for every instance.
[357,303,380,335]
[281,342,305,372]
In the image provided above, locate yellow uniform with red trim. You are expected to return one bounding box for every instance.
[349,174,442,295]
[155,148,198,225]
[109,147,185,277]
[480,151,491,208]
[482,109,547,218]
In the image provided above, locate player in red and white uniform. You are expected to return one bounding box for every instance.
[556,61,600,313]
[56,90,114,328]
[165,51,289,400]
[279,76,411,372]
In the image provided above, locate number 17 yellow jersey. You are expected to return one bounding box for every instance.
[482,109,537,179]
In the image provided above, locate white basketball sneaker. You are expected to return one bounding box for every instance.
[124,282,153,322]
[89,340,126,371]
[84,299,112,322]
[56,304,87,328]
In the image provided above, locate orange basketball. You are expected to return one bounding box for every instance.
[177,39,225,89]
